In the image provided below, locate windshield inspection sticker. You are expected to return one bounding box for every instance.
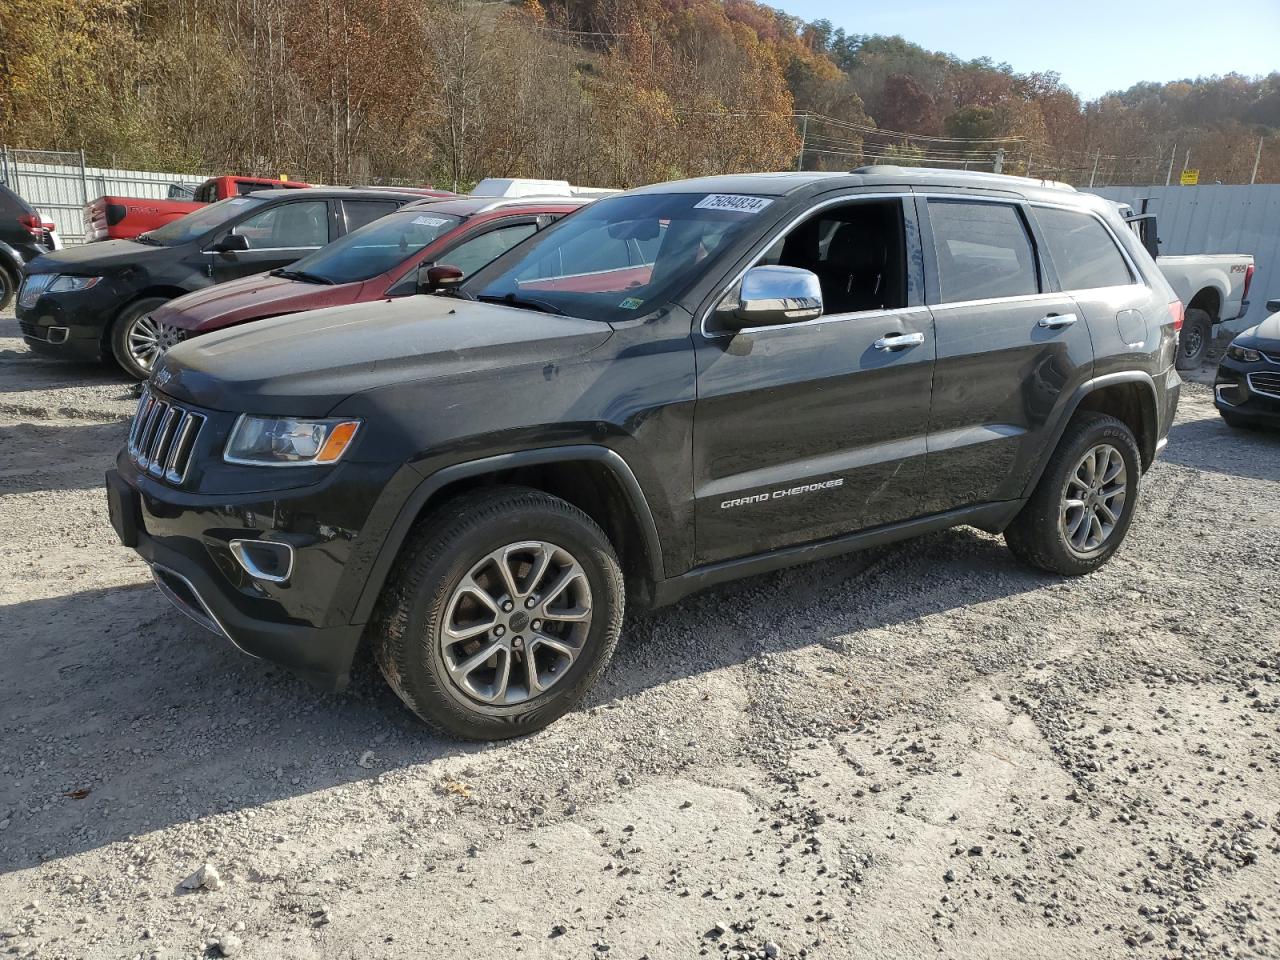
[693,194,774,214]
[411,215,450,227]
[618,296,644,310]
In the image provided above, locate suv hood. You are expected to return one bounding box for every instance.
[156,294,614,415]
[153,272,360,332]
[24,238,161,274]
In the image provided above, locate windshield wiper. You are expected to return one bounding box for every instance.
[133,234,164,246]
[477,292,564,316]
[271,268,334,285]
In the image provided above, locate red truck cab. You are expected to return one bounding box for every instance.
[84,175,311,242]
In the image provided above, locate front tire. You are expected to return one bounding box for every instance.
[1005,412,1142,576]
[373,487,625,740]
[109,297,175,380]
[1175,307,1212,371]
[1220,410,1254,430]
[0,265,15,312]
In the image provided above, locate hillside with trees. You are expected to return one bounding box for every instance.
[1,0,1276,187]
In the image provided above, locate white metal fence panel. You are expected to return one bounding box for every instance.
[0,148,209,244]
[1086,184,1280,334]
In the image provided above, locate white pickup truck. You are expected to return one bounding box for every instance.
[1117,205,1255,370]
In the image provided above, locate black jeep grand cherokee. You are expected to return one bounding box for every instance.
[108,168,1182,739]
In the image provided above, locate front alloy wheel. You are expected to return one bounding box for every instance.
[110,297,176,380]
[440,541,593,705]
[374,487,624,740]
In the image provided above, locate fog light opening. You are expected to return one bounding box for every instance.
[46,326,69,344]
[229,539,295,584]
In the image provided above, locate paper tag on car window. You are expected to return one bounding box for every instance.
[228,198,252,205]
[411,215,449,227]
[619,296,644,310]
[693,194,773,214]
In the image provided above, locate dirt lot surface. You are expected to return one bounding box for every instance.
[1,310,1277,960]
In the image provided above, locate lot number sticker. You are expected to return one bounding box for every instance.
[693,194,773,214]
[411,215,450,226]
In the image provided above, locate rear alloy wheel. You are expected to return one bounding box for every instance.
[1005,412,1141,575]
[110,297,182,380]
[374,487,624,739]
[1175,307,1212,371]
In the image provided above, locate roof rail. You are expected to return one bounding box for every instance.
[471,196,595,214]
[849,165,1076,191]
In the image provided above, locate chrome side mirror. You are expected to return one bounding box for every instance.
[724,266,823,330]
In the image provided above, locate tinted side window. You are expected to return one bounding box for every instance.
[444,222,538,276]
[343,200,400,233]
[928,201,1038,303]
[1035,206,1134,290]
[233,200,328,249]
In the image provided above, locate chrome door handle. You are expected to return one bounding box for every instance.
[873,332,925,351]
[1038,313,1079,329]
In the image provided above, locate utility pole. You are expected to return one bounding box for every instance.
[796,113,809,172]
[993,147,1004,174]
[1089,149,1101,188]
[1251,136,1264,185]
[1165,143,1176,186]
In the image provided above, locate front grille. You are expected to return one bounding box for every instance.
[128,388,206,485]
[1261,350,1280,366]
[1248,372,1280,399]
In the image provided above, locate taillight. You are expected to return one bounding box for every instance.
[1169,299,1184,331]
[1242,264,1255,304]
[18,213,42,238]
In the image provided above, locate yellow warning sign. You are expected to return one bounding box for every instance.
[1180,169,1200,186]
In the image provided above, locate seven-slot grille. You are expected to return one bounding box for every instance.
[1248,372,1280,399]
[128,388,206,485]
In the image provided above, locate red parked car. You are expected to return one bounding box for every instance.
[147,196,588,357]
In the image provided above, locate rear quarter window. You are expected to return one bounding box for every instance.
[1034,206,1135,290]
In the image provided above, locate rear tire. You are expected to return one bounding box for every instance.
[1175,307,1212,371]
[1005,412,1142,576]
[0,265,15,312]
[372,487,625,740]
[109,296,173,380]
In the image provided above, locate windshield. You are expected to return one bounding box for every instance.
[463,192,767,322]
[145,195,268,246]
[285,209,462,284]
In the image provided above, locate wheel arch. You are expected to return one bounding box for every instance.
[352,446,665,624]
[1020,372,1161,506]
[1187,286,1222,322]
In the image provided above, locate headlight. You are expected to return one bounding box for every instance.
[224,416,361,466]
[1227,343,1261,363]
[48,275,102,293]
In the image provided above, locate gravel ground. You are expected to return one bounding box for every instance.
[1,309,1277,960]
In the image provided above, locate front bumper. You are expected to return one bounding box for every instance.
[106,440,400,688]
[16,283,124,361]
[1214,351,1280,425]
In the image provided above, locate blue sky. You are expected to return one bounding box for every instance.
[784,0,1280,100]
